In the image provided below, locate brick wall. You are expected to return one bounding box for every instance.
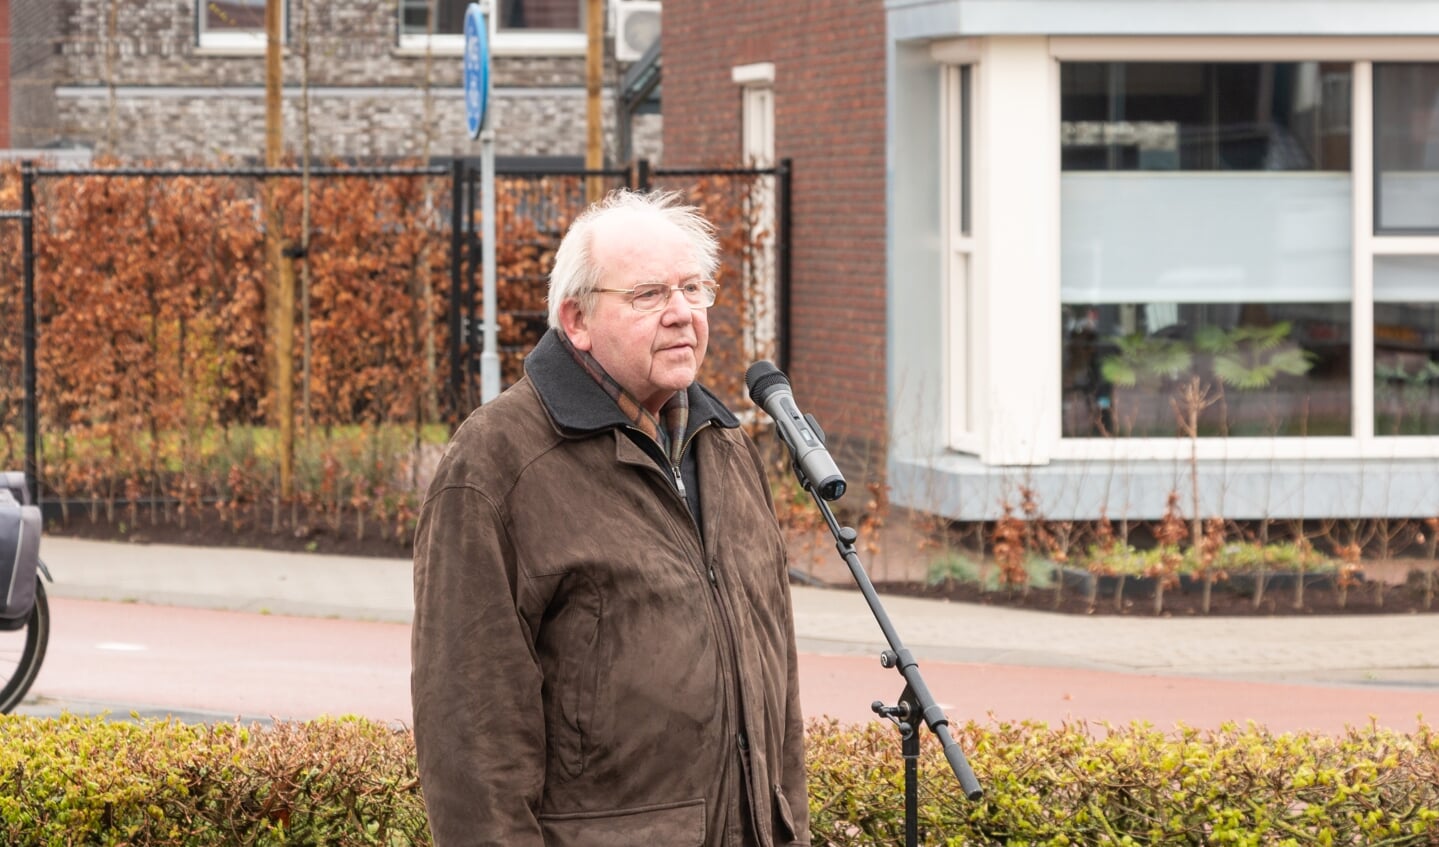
[1,0,10,147]
[52,85,652,161]
[8,0,62,148]
[9,0,658,162]
[664,0,890,468]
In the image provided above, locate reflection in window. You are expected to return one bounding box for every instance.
[399,0,468,36]
[399,0,579,36]
[499,0,580,30]
[1375,63,1439,232]
[1062,62,1351,172]
[203,0,266,32]
[1374,257,1439,434]
[1062,303,1351,438]
[1060,62,1353,439]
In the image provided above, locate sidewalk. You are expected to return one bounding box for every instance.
[39,536,1439,688]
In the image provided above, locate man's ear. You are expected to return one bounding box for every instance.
[558,298,593,351]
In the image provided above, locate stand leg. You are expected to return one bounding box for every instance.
[875,685,924,847]
[904,719,920,847]
[902,686,924,847]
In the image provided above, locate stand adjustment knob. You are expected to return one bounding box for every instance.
[871,701,911,721]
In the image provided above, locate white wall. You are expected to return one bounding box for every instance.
[887,41,947,461]
[972,36,1060,465]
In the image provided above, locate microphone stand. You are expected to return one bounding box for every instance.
[795,467,983,846]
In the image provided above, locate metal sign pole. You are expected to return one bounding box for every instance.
[464,1,500,403]
[480,120,499,402]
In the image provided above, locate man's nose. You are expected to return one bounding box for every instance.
[660,288,695,323]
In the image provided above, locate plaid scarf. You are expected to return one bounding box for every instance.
[556,330,690,468]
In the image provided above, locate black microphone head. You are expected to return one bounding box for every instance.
[745,360,790,406]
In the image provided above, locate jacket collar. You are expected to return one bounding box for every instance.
[524,328,740,437]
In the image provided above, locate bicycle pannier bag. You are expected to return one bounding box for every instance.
[1,471,27,505]
[0,490,40,632]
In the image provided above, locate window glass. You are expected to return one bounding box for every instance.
[498,0,580,30]
[1062,302,1351,438]
[1374,257,1439,434]
[1060,62,1353,439]
[203,0,266,32]
[399,0,580,42]
[1062,62,1351,172]
[1375,63,1439,232]
[399,0,468,36]
[958,65,971,236]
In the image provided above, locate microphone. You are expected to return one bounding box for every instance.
[745,361,847,501]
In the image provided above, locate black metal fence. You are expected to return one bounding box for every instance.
[0,158,791,508]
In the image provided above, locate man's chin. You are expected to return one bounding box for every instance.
[655,365,699,392]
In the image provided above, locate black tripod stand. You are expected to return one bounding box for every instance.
[808,480,983,845]
[742,359,981,843]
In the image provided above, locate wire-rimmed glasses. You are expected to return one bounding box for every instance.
[593,279,719,312]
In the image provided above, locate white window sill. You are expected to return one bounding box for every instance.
[197,32,284,54]
[397,32,586,58]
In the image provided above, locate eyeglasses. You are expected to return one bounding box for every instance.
[593,280,719,313]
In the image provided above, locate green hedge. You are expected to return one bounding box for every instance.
[1,714,1435,845]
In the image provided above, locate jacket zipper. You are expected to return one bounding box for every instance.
[671,463,687,500]
[628,420,710,520]
[632,421,760,844]
[669,421,709,504]
[671,425,767,847]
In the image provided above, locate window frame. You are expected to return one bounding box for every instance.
[1372,62,1439,237]
[942,62,980,454]
[734,62,779,370]
[196,0,285,53]
[1044,37,1439,464]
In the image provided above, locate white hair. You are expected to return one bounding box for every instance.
[547,189,721,329]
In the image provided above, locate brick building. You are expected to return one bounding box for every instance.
[663,0,889,482]
[6,0,660,163]
[0,0,10,147]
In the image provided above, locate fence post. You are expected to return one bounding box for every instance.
[775,157,792,376]
[20,162,38,506]
[635,158,651,192]
[449,158,465,419]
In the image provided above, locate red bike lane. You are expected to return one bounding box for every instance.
[23,597,1439,737]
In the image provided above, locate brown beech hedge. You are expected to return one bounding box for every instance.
[0,714,1434,845]
[0,162,771,544]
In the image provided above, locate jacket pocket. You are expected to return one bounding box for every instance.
[773,785,798,843]
[540,573,603,779]
[539,798,705,847]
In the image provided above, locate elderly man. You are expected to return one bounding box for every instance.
[412,189,810,847]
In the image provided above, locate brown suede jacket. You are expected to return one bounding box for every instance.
[412,330,810,847]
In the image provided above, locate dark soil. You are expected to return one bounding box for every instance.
[46,512,415,560]
[873,573,1439,617]
[47,513,1439,617]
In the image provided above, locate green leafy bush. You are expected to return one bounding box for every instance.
[2,715,1435,845]
[810,719,1439,846]
[0,715,426,846]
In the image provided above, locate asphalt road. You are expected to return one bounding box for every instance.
[17,597,1439,736]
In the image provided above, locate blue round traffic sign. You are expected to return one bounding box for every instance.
[463,3,489,138]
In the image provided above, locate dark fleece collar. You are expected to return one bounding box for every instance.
[524,329,740,438]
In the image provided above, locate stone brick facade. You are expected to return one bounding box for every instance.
[0,0,10,146]
[663,0,889,465]
[8,0,63,149]
[9,0,659,163]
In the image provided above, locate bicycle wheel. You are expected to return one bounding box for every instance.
[0,577,50,714]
